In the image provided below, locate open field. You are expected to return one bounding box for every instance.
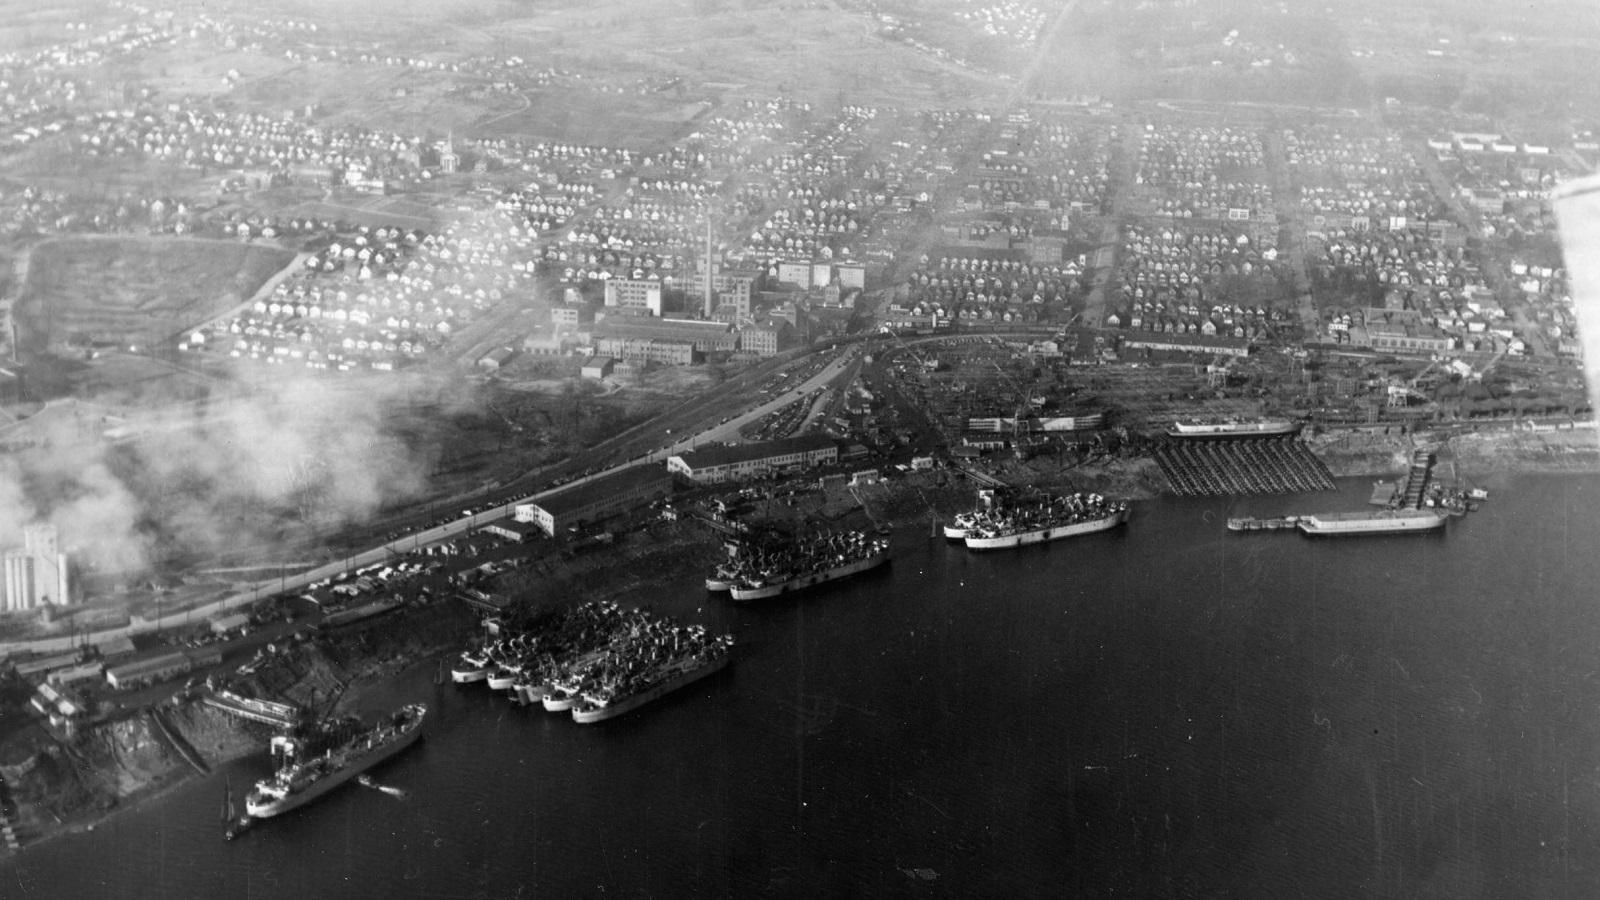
[15,237,295,353]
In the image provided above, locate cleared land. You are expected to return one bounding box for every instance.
[15,237,295,352]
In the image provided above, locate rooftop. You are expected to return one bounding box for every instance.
[592,318,731,342]
[671,435,837,469]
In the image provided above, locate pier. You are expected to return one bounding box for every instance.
[1226,516,1303,532]
[1154,437,1336,497]
[1398,448,1435,509]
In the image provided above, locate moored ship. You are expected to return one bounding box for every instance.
[449,651,490,684]
[725,531,890,601]
[1166,418,1301,438]
[942,511,979,540]
[571,634,734,724]
[1295,509,1448,535]
[243,703,426,820]
[962,492,1130,550]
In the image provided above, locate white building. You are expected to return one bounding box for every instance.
[2,525,70,611]
[604,279,663,316]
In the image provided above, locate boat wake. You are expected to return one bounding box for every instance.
[356,775,408,799]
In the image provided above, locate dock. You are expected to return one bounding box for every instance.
[1155,437,1336,497]
[1226,516,1303,532]
[1398,448,1435,509]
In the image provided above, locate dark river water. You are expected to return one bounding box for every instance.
[4,474,1599,899]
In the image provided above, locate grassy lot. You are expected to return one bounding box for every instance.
[16,237,295,353]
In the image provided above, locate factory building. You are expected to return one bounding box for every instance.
[1,525,70,611]
[667,435,838,484]
[603,279,664,316]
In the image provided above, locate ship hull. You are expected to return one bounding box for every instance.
[450,666,488,684]
[245,710,425,819]
[1296,511,1447,535]
[571,653,731,724]
[964,508,1128,550]
[729,551,889,600]
[941,525,969,540]
[486,671,517,691]
[704,578,732,592]
[542,692,576,712]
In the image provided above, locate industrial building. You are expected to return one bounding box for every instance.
[667,435,839,484]
[596,337,695,366]
[1120,333,1250,358]
[481,518,545,542]
[592,317,738,354]
[517,465,673,536]
[685,270,756,318]
[603,279,664,316]
[105,651,188,690]
[1,525,70,611]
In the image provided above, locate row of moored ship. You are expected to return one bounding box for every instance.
[705,530,891,599]
[451,600,734,724]
[942,489,1130,549]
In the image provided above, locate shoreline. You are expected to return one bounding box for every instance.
[2,429,1596,857]
[0,630,468,859]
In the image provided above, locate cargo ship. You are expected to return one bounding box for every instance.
[243,703,426,820]
[1295,509,1448,535]
[963,492,1130,550]
[726,532,889,600]
[571,634,734,724]
[1166,418,1301,438]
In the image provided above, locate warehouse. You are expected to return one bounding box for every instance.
[667,435,839,484]
[105,650,192,691]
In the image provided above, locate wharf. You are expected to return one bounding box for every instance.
[1369,481,1398,506]
[1226,516,1304,532]
[1155,437,1335,497]
[1398,448,1435,509]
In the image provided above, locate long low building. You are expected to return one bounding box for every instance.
[516,465,673,537]
[667,435,839,484]
[105,650,191,690]
[105,646,222,690]
[1120,332,1250,358]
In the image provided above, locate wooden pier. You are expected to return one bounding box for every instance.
[1155,437,1336,497]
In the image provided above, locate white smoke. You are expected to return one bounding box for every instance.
[0,370,474,579]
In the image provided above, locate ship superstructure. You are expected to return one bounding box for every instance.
[243,703,426,819]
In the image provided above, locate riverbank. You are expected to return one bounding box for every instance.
[0,601,476,858]
[4,428,1591,859]
[1308,425,1600,482]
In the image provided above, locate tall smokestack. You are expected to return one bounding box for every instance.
[1553,174,1600,422]
[703,213,714,318]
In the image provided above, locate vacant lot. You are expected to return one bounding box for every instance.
[16,237,295,353]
